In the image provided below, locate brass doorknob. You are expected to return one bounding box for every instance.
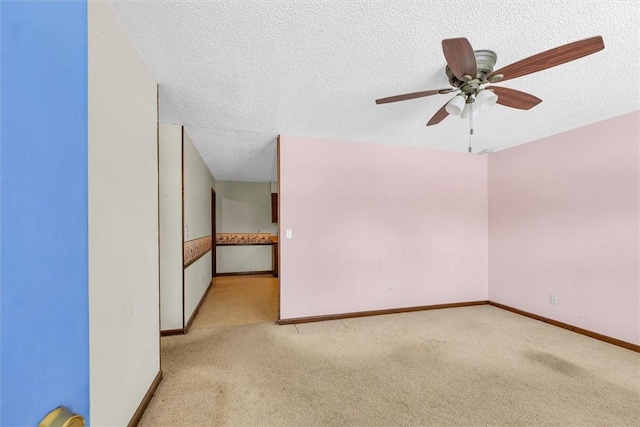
[39,406,85,427]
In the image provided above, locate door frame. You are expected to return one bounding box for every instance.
[211,187,217,277]
[277,135,281,321]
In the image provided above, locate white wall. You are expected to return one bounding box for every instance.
[183,130,216,322]
[88,1,159,426]
[185,253,213,320]
[159,124,183,330]
[216,180,277,273]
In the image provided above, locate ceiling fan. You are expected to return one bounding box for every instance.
[375,36,605,127]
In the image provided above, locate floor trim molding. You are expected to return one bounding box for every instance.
[184,278,214,333]
[216,270,273,277]
[127,369,162,427]
[488,301,640,353]
[278,300,639,353]
[277,300,489,325]
[160,328,185,337]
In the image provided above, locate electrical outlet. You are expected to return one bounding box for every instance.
[550,294,558,305]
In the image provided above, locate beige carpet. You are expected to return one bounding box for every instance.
[142,305,640,426]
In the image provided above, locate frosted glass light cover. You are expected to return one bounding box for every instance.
[445,95,465,115]
[476,89,498,111]
[461,102,479,119]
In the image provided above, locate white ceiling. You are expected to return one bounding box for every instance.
[113,0,639,182]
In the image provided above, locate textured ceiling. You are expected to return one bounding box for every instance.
[113,0,639,182]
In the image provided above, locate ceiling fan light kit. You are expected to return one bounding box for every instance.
[475,89,498,112]
[445,94,465,115]
[446,88,497,117]
[376,35,605,151]
[460,102,479,119]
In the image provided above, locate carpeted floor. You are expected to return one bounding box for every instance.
[190,275,278,329]
[141,305,640,426]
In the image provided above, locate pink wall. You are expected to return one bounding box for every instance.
[279,136,488,319]
[488,112,640,345]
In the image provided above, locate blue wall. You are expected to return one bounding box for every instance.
[0,1,89,425]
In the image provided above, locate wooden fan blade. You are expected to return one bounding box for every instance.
[442,37,477,80]
[426,102,450,126]
[376,89,451,104]
[487,36,604,83]
[488,86,542,110]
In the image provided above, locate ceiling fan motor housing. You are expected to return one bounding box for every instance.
[446,49,497,87]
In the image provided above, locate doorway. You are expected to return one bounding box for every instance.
[187,141,281,329]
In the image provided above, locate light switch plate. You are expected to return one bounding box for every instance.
[286,229,292,239]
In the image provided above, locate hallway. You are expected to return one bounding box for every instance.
[191,274,279,329]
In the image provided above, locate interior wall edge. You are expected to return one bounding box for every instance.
[159,123,183,331]
[88,1,160,425]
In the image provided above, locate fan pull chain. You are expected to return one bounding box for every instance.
[468,112,474,153]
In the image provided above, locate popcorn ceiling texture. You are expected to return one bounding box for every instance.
[113,1,639,182]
